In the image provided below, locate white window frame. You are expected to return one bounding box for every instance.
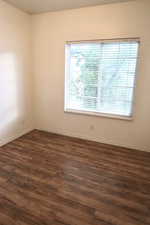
[64,38,140,120]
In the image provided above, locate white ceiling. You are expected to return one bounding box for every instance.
[4,0,135,14]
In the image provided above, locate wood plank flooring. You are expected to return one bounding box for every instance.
[0,130,149,225]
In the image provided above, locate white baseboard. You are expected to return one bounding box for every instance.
[0,127,34,147]
[37,127,149,153]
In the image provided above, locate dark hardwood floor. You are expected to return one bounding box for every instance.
[0,130,149,225]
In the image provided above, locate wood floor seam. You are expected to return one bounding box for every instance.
[0,130,149,225]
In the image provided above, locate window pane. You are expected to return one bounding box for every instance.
[84,86,98,97]
[66,40,139,117]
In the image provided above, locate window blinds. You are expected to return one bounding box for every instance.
[65,39,140,118]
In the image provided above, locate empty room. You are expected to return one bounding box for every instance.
[0,0,150,224]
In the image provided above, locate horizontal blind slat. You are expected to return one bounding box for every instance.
[66,39,139,117]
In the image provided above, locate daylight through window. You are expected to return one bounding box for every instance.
[65,39,140,118]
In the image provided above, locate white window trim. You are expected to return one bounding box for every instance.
[64,108,133,120]
[64,38,140,120]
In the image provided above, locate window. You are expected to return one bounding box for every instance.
[65,38,140,119]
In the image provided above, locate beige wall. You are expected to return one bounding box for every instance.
[2,0,149,151]
[0,1,33,146]
[32,0,150,152]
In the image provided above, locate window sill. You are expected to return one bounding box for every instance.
[64,108,133,121]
